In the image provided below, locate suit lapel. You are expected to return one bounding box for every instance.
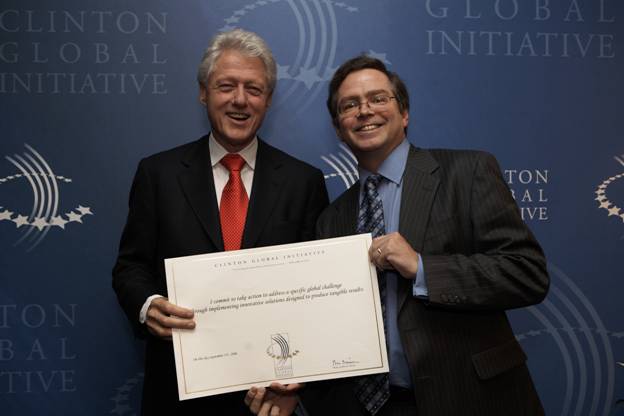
[178,137,224,251]
[335,184,359,237]
[241,139,286,248]
[397,146,440,312]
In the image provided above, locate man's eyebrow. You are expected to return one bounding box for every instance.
[212,77,235,85]
[213,77,265,86]
[365,89,390,96]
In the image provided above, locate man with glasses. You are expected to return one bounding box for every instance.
[247,55,548,415]
[112,29,328,414]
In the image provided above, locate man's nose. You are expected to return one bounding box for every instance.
[231,85,248,106]
[357,101,374,117]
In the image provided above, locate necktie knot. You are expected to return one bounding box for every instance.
[365,174,383,189]
[364,174,383,203]
[221,153,245,172]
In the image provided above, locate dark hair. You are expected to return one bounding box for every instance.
[327,54,409,127]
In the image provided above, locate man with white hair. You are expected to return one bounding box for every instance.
[113,29,328,414]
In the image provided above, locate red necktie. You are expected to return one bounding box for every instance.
[220,154,248,251]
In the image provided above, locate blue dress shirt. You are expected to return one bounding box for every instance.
[358,139,428,388]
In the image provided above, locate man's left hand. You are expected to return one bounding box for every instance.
[370,232,419,278]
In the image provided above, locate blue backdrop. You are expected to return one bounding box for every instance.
[1,1,622,414]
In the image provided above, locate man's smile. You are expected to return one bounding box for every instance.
[355,123,383,132]
[226,112,251,121]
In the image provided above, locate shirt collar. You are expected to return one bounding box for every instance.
[358,139,410,186]
[209,133,258,170]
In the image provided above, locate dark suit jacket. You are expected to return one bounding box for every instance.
[112,135,328,415]
[303,146,548,416]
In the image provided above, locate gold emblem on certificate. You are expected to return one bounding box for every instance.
[266,333,300,377]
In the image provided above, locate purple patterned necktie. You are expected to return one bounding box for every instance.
[355,174,390,415]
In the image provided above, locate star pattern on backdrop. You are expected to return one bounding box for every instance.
[295,66,323,89]
[367,50,392,65]
[594,172,624,223]
[0,207,94,230]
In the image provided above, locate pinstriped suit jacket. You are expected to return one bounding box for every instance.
[305,145,548,415]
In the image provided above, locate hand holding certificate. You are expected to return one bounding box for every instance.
[165,234,388,400]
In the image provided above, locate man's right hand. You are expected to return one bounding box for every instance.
[145,297,195,339]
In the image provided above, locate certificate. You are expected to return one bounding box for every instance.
[165,234,388,400]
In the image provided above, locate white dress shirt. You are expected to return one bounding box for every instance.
[138,134,258,324]
[209,133,257,205]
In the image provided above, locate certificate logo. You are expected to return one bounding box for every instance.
[266,333,299,378]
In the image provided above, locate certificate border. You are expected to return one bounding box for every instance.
[167,234,388,398]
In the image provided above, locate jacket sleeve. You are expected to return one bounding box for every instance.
[112,159,160,336]
[421,152,549,311]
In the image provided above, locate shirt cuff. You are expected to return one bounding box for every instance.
[412,255,428,299]
[139,294,164,324]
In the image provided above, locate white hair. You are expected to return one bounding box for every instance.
[197,29,277,94]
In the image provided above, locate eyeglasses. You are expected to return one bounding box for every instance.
[338,94,396,116]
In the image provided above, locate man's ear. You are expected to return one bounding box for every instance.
[333,121,343,140]
[199,84,208,106]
